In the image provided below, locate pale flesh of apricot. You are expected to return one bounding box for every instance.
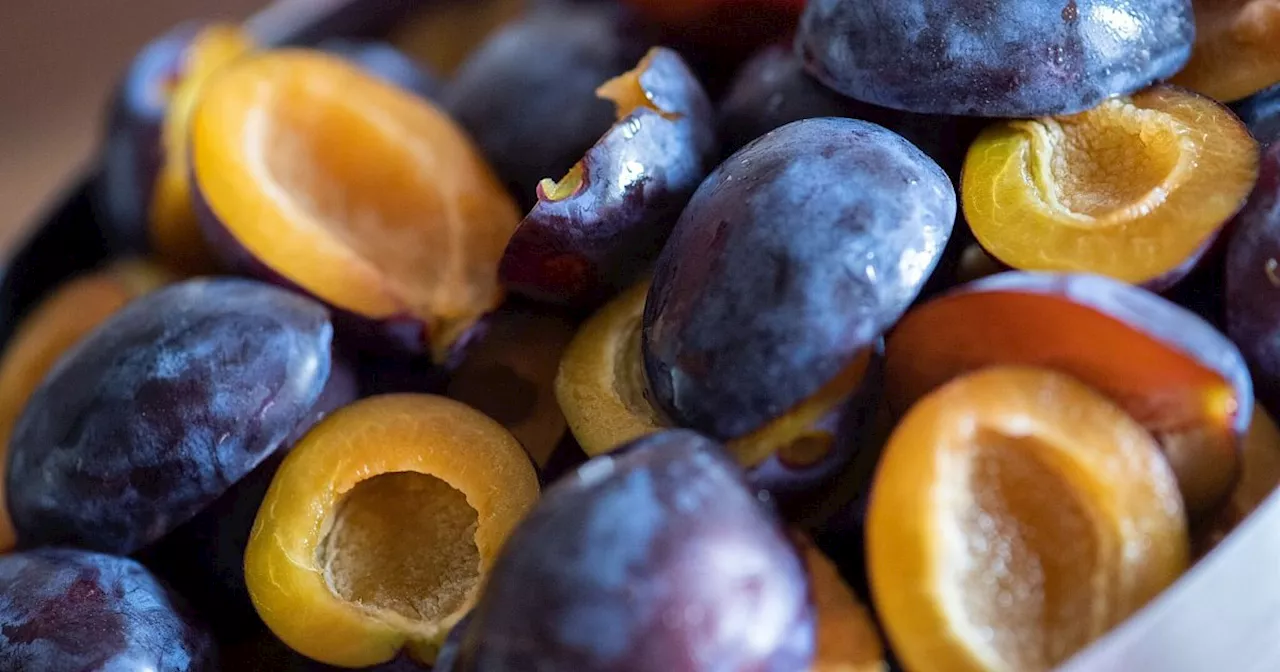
[962,86,1258,286]
[869,367,1188,672]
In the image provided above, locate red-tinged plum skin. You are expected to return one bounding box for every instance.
[451,430,816,671]
[796,0,1195,117]
[0,549,216,672]
[1228,143,1280,414]
[719,44,981,175]
[499,48,718,308]
[443,4,649,208]
[318,39,443,100]
[6,279,335,555]
[643,118,955,440]
[96,22,202,254]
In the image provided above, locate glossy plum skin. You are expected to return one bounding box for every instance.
[443,4,648,207]
[643,118,955,440]
[0,549,215,671]
[719,44,981,174]
[499,48,718,308]
[1233,84,1280,148]
[1228,143,1280,414]
[452,430,815,671]
[318,39,442,100]
[7,279,334,555]
[96,23,201,254]
[796,0,1195,117]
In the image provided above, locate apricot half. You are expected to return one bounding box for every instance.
[192,49,520,362]
[556,279,875,523]
[869,367,1189,672]
[962,85,1258,288]
[1172,0,1280,103]
[0,258,170,553]
[245,394,538,668]
[885,272,1252,518]
[799,537,885,672]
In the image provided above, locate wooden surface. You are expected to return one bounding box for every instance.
[0,0,264,252]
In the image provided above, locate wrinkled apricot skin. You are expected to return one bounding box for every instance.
[451,430,816,671]
[1226,143,1280,413]
[192,50,520,363]
[962,86,1259,289]
[886,272,1252,518]
[499,47,718,308]
[0,259,170,554]
[1171,0,1280,103]
[870,367,1188,672]
[7,279,336,555]
[245,394,539,668]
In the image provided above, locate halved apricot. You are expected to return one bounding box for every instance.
[0,258,171,553]
[1171,0,1280,102]
[389,0,525,75]
[869,367,1188,672]
[191,49,520,362]
[556,279,875,522]
[446,305,576,467]
[150,24,254,273]
[1195,405,1280,556]
[885,272,1251,518]
[962,85,1258,288]
[799,537,885,672]
[245,394,539,668]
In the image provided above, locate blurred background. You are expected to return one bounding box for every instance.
[0,0,264,251]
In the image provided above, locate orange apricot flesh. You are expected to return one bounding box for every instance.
[191,49,519,360]
[150,24,254,274]
[1171,0,1280,102]
[869,367,1188,672]
[556,280,869,467]
[244,394,539,667]
[0,258,171,553]
[962,85,1258,287]
[798,537,886,672]
[885,276,1247,518]
[446,306,576,466]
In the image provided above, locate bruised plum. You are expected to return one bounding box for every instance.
[719,44,980,174]
[796,0,1195,117]
[499,47,718,307]
[319,39,442,100]
[643,118,955,440]
[443,3,648,207]
[7,279,334,555]
[0,549,215,671]
[452,430,815,671]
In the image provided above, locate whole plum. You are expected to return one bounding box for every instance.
[1228,142,1280,414]
[7,278,335,555]
[796,0,1195,117]
[443,3,648,207]
[451,430,815,671]
[318,38,442,100]
[1233,84,1280,148]
[0,549,215,671]
[644,118,955,440]
[719,44,980,175]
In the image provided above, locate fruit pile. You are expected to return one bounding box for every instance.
[3,0,1279,670]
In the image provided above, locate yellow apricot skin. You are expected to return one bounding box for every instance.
[244,395,539,668]
[962,86,1258,286]
[150,24,254,274]
[801,539,886,672]
[869,367,1188,672]
[1171,0,1280,102]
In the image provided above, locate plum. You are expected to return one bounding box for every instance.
[6,278,335,555]
[0,549,216,671]
[443,4,649,208]
[796,0,1195,117]
[1227,142,1280,414]
[719,44,981,174]
[643,117,955,441]
[499,47,718,308]
[191,50,519,363]
[1233,83,1280,148]
[450,430,816,671]
[318,38,442,100]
